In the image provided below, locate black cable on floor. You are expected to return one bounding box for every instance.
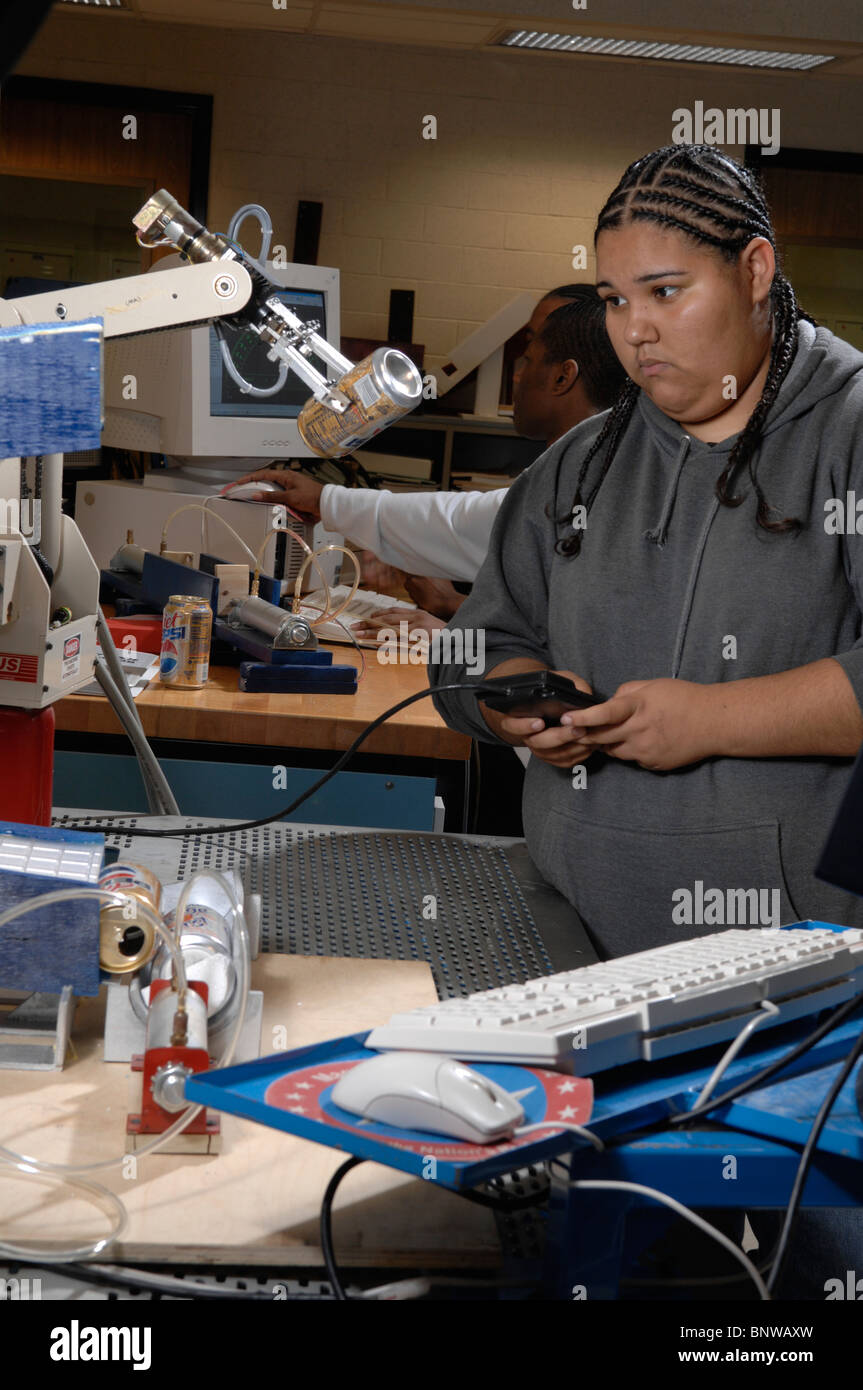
[319,1156,549,1303]
[320,1155,365,1301]
[61,682,491,841]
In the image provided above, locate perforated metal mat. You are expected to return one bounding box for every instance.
[55,814,593,998]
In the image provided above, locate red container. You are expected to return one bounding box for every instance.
[0,705,54,825]
[105,616,163,655]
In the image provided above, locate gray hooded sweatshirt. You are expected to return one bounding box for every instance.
[430,321,863,958]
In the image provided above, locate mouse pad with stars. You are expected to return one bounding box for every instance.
[186,1031,594,1189]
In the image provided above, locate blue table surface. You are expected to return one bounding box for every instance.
[188,1011,863,1193]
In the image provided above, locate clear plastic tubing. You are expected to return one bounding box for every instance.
[0,874,250,1261]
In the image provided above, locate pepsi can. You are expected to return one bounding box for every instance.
[160,594,212,688]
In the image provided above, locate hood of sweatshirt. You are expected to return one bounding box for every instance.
[635,320,863,547]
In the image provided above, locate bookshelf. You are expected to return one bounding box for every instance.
[358,412,539,490]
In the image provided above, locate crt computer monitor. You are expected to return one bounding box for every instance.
[102,254,340,485]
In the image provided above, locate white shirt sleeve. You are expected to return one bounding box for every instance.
[318,485,506,581]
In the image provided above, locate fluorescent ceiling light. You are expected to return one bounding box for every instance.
[498,31,835,71]
[59,1,126,8]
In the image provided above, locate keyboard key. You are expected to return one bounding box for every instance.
[366,926,863,1074]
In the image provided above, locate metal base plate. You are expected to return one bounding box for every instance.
[55,814,595,997]
[0,986,74,1069]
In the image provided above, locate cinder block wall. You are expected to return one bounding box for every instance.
[18,13,863,377]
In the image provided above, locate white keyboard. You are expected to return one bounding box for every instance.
[366,927,863,1075]
[295,586,416,646]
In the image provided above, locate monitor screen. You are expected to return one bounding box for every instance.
[102,258,339,465]
[209,288,327,419]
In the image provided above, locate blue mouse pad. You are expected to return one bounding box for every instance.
[186,1013,863,1189]
[185,1033,594,1189]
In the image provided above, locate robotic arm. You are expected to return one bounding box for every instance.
[131,191,422,454]
[132,192,355,411]
[0,191,423,717]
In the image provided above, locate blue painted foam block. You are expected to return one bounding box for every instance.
[0,318,103,457]
[140,553,218,615]
[0,821,104,995]
[238,661,357,693]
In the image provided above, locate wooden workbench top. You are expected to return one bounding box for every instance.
[55,645,471,762]
[0,954,497,1267]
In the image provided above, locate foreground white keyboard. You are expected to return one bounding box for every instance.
[366,927,863,1075]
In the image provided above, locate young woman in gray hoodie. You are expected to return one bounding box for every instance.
[431,143,863,962]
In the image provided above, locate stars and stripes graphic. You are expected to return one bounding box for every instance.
[265,1058,593,1162]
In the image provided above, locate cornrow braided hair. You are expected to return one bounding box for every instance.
[555,144,815,558]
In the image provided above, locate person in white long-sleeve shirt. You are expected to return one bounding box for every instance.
[234,284,627,628]
[232,285,626,832]
[317,484,497,583]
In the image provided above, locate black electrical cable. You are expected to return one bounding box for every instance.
[320,1153,550,1302]
[61,683,495,841]
[765,1017,863,1297]
[28,545,54,585]
[320,1155,365,1301]
[548,1010,863,1298]
[529,992,863,1165]
[669,987,863,1127]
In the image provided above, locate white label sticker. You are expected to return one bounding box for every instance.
[61,634,81,681]
[354,372,381,410]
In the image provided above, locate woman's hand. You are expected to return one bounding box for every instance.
[571,678,716,770]
[481,668,597,767]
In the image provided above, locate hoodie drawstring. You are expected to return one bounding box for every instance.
[643,436,691,547]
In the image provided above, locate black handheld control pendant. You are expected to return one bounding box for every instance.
[477,672,602,727]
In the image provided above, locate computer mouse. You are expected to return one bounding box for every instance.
[220,481,283,499]
[331,1051,525,1144]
